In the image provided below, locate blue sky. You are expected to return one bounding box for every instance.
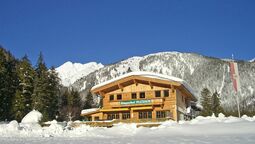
[0,0,255,67]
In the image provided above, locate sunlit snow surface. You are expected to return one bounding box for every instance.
[21,110,42,123]
[1,114,255,144]
[81,108,99,115]
[56,61,104,86]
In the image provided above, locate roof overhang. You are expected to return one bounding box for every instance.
[80,109,100,116]
[91,72,197,101]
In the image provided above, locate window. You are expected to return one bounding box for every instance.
[122,112,130,120]
[155,90,161,97]
[139,92,145,98]
[164,90,169,97]
[94,116,100,121]
[138,111,152,119]
[117,94,122,100]
[156,111,172,119]
[107,113,119,120]
[131,93,137,99]
[156,111,166,118]
[110,95,114,101]
[86,116,92,121]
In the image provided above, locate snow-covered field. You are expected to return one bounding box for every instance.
[1,113,255,144]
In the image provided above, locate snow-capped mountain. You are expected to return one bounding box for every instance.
[250,58,255,62]
[67,52,255,111]
[56,61,104,86]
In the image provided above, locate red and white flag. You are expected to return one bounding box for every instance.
[229,62,241,92]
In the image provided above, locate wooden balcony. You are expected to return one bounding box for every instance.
[109,98,164,108]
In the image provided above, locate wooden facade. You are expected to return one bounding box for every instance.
[81,72,197,122]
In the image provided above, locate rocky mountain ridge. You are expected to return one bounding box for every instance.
[57,52,255,110]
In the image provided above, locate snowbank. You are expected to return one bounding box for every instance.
[7,120,20,131]
[21,110,42,123]
[0,114,254,138]
[43,120,64,137]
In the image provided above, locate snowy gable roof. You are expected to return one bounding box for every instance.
[91,71,197,99]
[81,108,100,116]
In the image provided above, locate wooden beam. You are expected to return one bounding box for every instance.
[148,81,153,89]
[91,76,134,93]
[118,83,124,91]
[132,76,181,86]
[99,91,105,96]
[133,79,138,86]
[171,85,175,93]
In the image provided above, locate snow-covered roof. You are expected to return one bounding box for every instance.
[81,108,100,115]
[91,71,197,99]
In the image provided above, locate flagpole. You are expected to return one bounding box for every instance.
[231,54,241,118]
[236,91,241,118]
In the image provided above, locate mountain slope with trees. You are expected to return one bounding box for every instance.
[69,52,255,116]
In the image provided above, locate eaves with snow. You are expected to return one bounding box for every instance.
[91,71,198,99]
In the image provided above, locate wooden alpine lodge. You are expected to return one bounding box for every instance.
[81,72,199,123]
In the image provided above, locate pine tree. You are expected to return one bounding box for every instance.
[0,49,18,121]
[45,67,60,120]
[58,89,69,121]
[59,89,81,121]
[200,88,212,116]
[11,55,35,121]
[211,91,223,116]
[12,90,25,121]
[71,89,81,108]
[35,52,47,77]
[32,52,51,121]
[0,48,7,120]
[61,89,69,108]
[69,89,81,120]
[83,92,93,109]
[127,67,132,73]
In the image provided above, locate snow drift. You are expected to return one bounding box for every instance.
[0,113,255,138]
[21,110,42,123]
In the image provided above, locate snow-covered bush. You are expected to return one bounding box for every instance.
[21,110,42,123]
